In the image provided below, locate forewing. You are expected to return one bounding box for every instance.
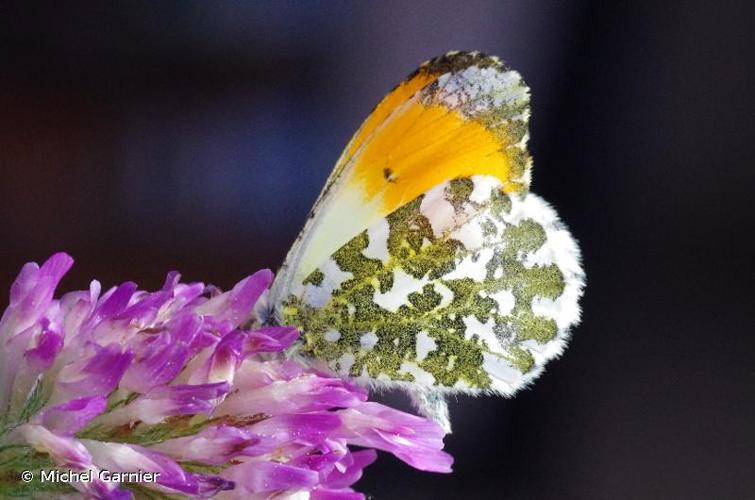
[282,176,584,395]
[271,52,532,305]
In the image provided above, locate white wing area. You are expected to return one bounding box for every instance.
[281,176,585,397]
[478,190,584,395]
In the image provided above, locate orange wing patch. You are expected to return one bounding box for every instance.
[339,52,499,167]
[339,51,531,216]
[353,99,517,211]
[341,72,437,163]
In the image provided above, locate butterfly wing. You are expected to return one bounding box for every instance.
[282,175,584,395]
[270,52,532,307]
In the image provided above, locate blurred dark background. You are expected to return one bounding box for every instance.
[1,2,754,499]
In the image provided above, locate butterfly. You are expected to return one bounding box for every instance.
[264,51,585,432]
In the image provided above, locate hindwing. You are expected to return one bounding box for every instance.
[282,176,583,394]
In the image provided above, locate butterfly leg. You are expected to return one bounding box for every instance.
[407,387,451,434]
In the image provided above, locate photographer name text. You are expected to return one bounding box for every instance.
[20,469,160,483]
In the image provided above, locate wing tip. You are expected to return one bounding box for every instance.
[417,50,508,76]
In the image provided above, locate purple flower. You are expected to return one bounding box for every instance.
[23,319,64,373]
[34,396,108,435]
[193,269,273,328]
[119,315,204,393]
[52,343,134,404]
[0,253,73,337]
[83,440,234,497]
[336,402,453,473]
[150,425,264,465]
[0,253,452,498]
[98,382,230,426]
[222,460,319,494]
[0,253,73,416]
[216,371,368,416]
[18,423,92,469]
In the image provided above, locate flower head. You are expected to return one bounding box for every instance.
[0,253,452,498]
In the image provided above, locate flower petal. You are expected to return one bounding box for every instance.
[53,343,133,403]
[221,460,318,494]
[217,374,366,417]
[243,326,300,354]
[250,413,342,447]
[35,396,108,435]
[102,382,229,426]
[337,402,453,473]
[83,440,233,497]
[311,488,365,500]
[0,252,73,338]
[18,424,92,469]
[320,449,377,489]
[91,282,138,323]
[120,315,203,393]
[189,329,245,385]
[194,269,273,328]
[151,425,263,465]
[23,319,64,372]
[76,476,134,500]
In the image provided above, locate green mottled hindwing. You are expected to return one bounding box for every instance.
[282,175,584,395]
